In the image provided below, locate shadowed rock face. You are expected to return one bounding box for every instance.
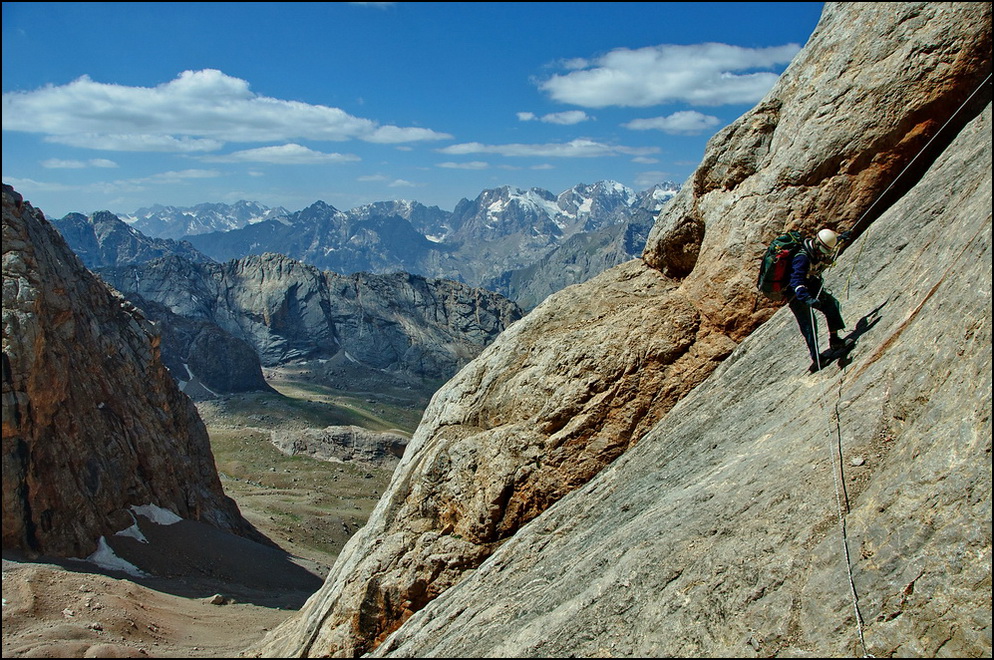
[253,3,991,657]
[2,185,261,558]
[97,254,523,387]
[111,291,274,397]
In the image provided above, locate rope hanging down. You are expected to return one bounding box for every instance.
[839,72,993,297]
[811,72,990,658]
[809,72,991,361]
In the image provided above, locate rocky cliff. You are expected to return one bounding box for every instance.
[373,99,992,659]
[253,2,991,657]
[96,254,523,389]
[270,426,409,471]
[2,184,261,559]
[116,291,274,397]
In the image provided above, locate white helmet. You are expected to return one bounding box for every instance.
[814,228,839,257]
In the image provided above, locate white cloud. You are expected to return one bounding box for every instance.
[140,169,220,183]
[202,143,361,165]
[47,133,223,153]
[437,161,490,170]
[517,110,591,125]
[624,110,722,135]
[438,138,658,159]
[2,69,451,151]
[2,169,220,196]
[367,125,452,144]
[542,111,591,125]
[635,171,674,188]
[538,42,800,108]
[2,176,76,193]
[40,159,87,169]
[41,158,119,169]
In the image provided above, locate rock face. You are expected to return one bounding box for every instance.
[270,426,408,470]
[116,292,274,397]
[48,210,273,396]
[253,3,991,658]
[372,101,992,659]
[2,185,262,559]
[96,254,523,386]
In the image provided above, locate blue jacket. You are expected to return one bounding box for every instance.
[789,244,826,304]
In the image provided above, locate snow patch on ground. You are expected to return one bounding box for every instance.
[131,503,183,526]
[86,537,149,578]
[115,518,149,544]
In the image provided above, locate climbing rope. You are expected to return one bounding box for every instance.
[830,377,872,657]
[808,72,990,657]
[839,72,992,298]
[809,305,821,372]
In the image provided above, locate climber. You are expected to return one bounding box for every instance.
[787,228,852,372]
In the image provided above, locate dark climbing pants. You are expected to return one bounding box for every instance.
[788,291,846,362]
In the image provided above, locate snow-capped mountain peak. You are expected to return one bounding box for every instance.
[121,201,290,240]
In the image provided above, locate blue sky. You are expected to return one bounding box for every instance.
[2,2,825,218]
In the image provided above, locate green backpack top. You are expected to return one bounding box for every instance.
[757,230,803,301]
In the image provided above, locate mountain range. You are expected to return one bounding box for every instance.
[122,200,290,240]
[95,252,523,395]
[49,181,676,396]
[110,180,679,308]
[51,210,213,268]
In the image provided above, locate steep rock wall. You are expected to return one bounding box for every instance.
[2,185,260,558]
[372,99,992,660]
[254,3,991,657]
[97,254,522,384]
